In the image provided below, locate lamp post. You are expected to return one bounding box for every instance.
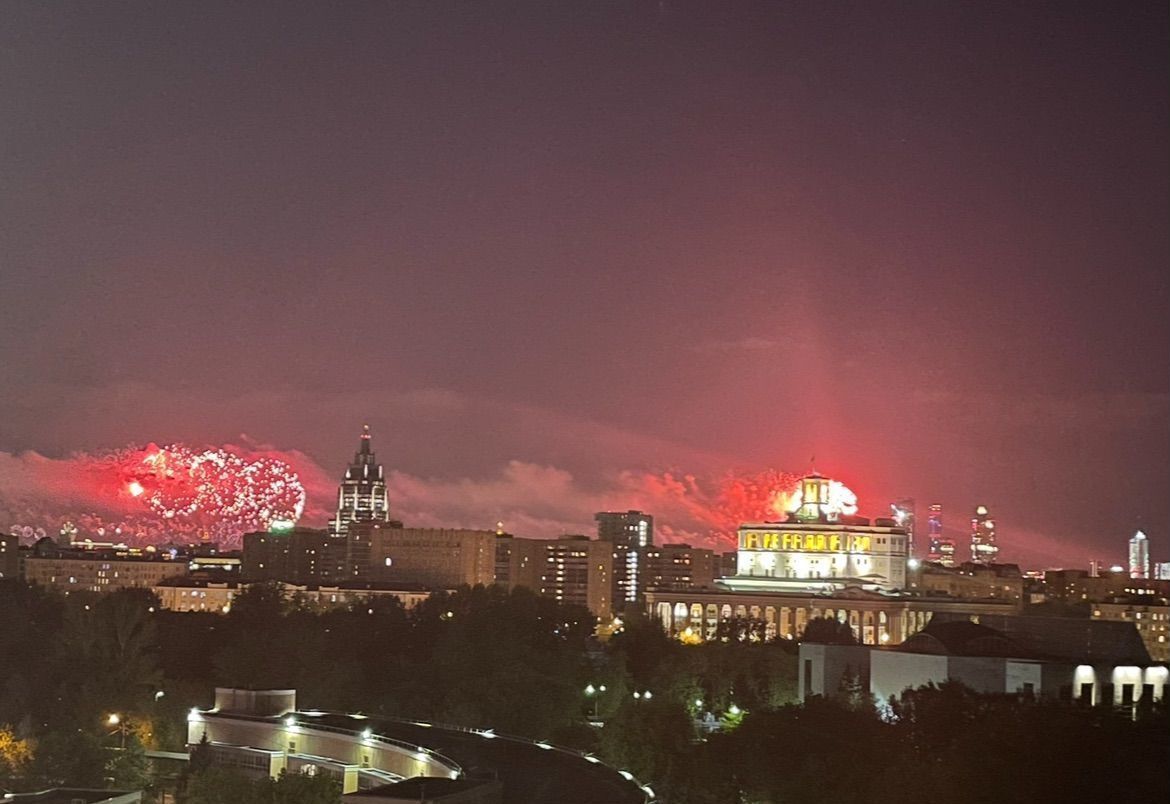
[107,713,127,750]
[584,683,607,719]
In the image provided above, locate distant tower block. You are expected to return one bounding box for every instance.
[595,510,654,609]
[1129,530,1150,580]
[970,505,998,565]
[926,504,955,567]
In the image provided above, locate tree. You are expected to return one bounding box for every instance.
[836,664,871,712]
[183,767,259,804]
[0,726,33,786]
[27,729,106,788]
[261,769,342,804]
[105,734,150,791]
[600,697,694,791]
[800,616,858,645]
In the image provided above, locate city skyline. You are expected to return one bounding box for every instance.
[1,2,1166,569]
[0,423,1160,571]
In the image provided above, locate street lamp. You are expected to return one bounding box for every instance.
[106,713,127,750]
[584,684,607,718]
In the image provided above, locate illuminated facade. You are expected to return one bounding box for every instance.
[595,510,653,608]
[969,505,998,565]
[646,586,1016,646]
[329,425,392,539]
[1129,530,1149,579]
[926,503,956,567]
[725,475,909,593]
[641,474,1032,647]
[188,689,460,794]
[23,553,186,593]
[643,543,718,593]
[153,579,430,613]
[494,534,613,617]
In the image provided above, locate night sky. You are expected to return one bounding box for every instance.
[1,2,1166,566]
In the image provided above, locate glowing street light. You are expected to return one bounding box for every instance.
[106,713,127,749]
[584,683,607,718]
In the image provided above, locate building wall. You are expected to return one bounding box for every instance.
[735,523,908,591]
[153,581,430,613]
[188,713,458,793]
[645,588,1017,646]
[1005,659,1045,696]
[643,544,717,592]
[1071,664,1167,706]
[155,582,238,612]
[495,536,612,618]
[539,537,612,618]
[1042,570,1170,602]
[23,555,186,593]
[797,643,873,700]
[369,527,496,588]
[907,563,1024,601]
[595,510,653,608]
[870,652,951,703]
[0,534,18,580]
[242,528,339,584]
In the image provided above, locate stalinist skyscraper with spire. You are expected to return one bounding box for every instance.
[329,424,394,539]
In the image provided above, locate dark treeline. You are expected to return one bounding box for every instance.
[0,580,796,798]
[2,581,1166,803]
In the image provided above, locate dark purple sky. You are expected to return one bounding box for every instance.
[1,2,1166,566]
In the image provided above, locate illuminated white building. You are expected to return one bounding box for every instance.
[726,474,908,593]
[329,425,392,539]
[1129,530,1150,579]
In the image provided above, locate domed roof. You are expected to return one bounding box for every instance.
[898,620,1032,658]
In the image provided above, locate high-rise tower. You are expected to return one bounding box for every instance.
[970,505,998,565]
[596,510,653,609]
[329,425,392,539]
[926,504,955,567]
[1129,530,1150,580]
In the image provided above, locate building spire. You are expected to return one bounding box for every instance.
[331,423,391,537]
